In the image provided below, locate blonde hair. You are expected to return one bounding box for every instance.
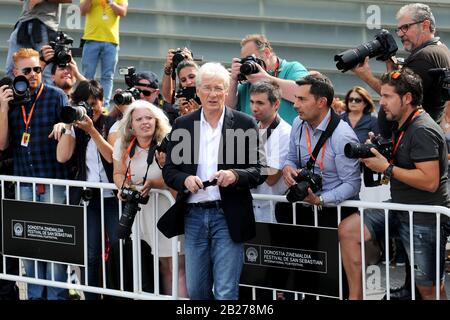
[118,100,171,153]
[12,48,39,65]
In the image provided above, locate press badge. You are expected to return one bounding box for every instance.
[21,132,30,147]
[102,13,109,20]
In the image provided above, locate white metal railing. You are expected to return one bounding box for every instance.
[0,175,180,300]
[250,193,450,300]
[1,175,449,300]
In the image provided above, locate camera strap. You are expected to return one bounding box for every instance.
[259,115,280,143]
[305,109,341,171]
[404,37,440,65]
[21,83,44,133]
[123,136,158,186]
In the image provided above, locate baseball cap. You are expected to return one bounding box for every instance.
[135,71,159,89]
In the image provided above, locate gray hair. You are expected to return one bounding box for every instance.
[396,3,436,33]
[195,62,230,90]
[249,80,281,104]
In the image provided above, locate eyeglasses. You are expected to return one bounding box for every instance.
[395,20,424,34]
[348,97,363,103]
[200,86,225,94]
[21,66,42,75]
[140,89,157,97]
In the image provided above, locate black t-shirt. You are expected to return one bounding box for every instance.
[391,111,450,224]
[405,41,450,120]
[378,40,450,139]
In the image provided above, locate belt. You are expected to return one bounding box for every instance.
[187,200,222,209]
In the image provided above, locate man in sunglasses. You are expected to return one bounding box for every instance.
[111,71,177,125]
[340,69,450,300]
[352,3,450,135]
[0,48,72,300]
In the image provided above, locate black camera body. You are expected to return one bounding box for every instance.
[117,187,150,239]
[286,169,323,203]
[60,101,94,124]
[429,68,450,103]
[176,86,201,104]
[156,135,169,153]
[49,31,74,67]
[334,29,398,72]
[113,67,141,105]
[0,76,31,106]
[344,135,393,160]
[171,49,186,71]
[238,55,265,82]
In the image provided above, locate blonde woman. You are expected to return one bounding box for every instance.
[112,100,187,297]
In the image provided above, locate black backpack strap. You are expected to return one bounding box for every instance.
[306,109,341,170]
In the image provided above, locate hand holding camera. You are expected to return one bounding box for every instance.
[285,168,323,203]
[0,76,31,109]
[0,85,14,111]
[117,186,150,239]
[235,55,266,82]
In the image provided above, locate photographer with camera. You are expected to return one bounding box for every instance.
[56,80,118,300]
[39,43,86,96]
[339,69,450,300]
[0,48,72,300]
[351,3,450,135]
[281,74,361,227]
[112,100,187,297]
[226,34,308,125]
[161,47,194,102]
[5,0,72,84]
[80,0,128,110]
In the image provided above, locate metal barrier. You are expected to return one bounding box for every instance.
[1,175,449,300]
[249,193,450,300]
[0,175,182,300]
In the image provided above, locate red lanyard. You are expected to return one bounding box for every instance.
[21,84,44,133]
[391,109,422,162]
[305,126,327,172]
[123,137,146,182]
[272,58,280,78]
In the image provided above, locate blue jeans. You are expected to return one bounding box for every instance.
[19,184,68,300]
[365,209,446,286]
[184,206,244,300]
[81,40,119,109]
[85,195,119,300]
[6,21,53,84]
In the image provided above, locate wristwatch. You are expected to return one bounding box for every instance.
[381,164,394,185]
[318,195,324,209]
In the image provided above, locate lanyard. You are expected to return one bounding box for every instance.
[391,109,423,161]
[271,58,280,78]
[123,137,146,183]
[21,84,44,133]
[305,126,327,172]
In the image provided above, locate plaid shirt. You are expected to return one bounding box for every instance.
[8,83,71,179]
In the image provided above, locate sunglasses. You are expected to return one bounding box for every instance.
[348,97,363,103]
[140,89,157,97]
[21,66,42,75]
[395,20,424,34]
[389,70,402,80]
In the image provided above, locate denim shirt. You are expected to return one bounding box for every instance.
[285,109,361,205]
